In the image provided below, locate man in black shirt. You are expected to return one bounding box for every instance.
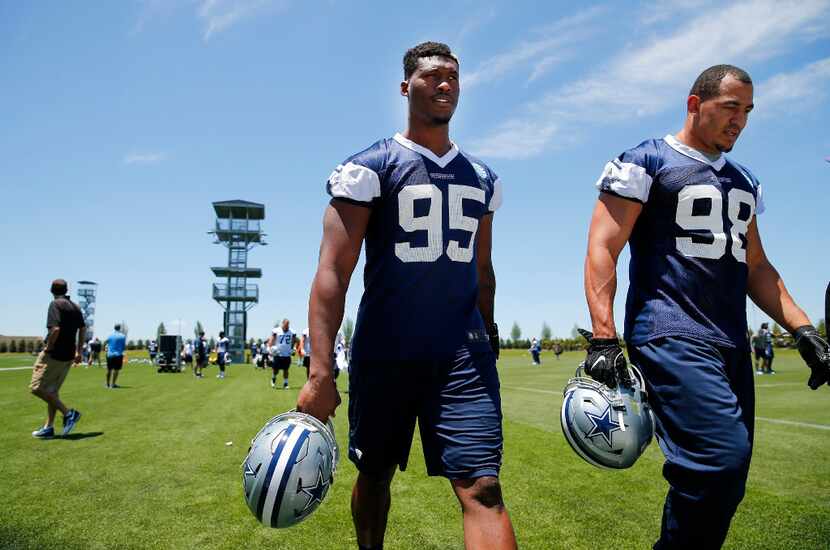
[30,279,84,438]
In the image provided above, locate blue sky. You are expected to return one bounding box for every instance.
[2,0,829,341]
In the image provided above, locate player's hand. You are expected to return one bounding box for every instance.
[579,329,632,389]
[488,323,500,360]
[73,351,82,365]
[297,371,341,422]
[794,325,830,390]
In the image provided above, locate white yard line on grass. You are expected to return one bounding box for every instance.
[0,366,34,371]
[501,385,830,431]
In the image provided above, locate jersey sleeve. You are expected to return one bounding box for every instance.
[595,140,661,203]
[489,178,503,212]
[732,161,765,215]
[326,141,387,207]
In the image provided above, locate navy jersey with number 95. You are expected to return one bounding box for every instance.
[595,134,764,348]
[326,133,503,362]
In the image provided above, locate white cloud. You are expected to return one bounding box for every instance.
[472,0,830,159]
[639,0,712,25]
[124,152,167,165]
[756,57,830,112]
[462,6,606,89]
[197,0,288,40]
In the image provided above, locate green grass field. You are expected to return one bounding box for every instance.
[1,348,828,549]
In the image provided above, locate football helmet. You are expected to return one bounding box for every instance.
[242,411,339,528]
[560,362,655,469]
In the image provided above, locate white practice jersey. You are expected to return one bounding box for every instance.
[271,327,295,357]
[302,328,311,356]
[217,337,230,354]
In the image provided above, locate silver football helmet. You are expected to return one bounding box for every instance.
[242,411,339,528]
[560,363,655,469]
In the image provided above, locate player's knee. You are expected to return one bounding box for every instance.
[356,468,395,496]
[458,476,504,510]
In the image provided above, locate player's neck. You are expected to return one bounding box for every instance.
[675,128,720,157]
[402,124,452,157]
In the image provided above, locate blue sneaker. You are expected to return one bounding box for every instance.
[62,409,81,436]
[32,426,54,439]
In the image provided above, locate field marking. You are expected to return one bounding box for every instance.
[0,366,33,371]
[501,385,830,431]
[755,382,802,387]
[755,417,830,431]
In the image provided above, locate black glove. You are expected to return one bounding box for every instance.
[794,325,830,390]
[488,323,500,360]
[578,329,632,389]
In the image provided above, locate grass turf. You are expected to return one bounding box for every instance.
[1,348,828,549]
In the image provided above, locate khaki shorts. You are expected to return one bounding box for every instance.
[29,351,72,394]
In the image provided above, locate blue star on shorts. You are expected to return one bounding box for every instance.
[585,406,621,447]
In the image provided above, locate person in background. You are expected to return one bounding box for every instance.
[30,279,84,438]
[105,324,127,388]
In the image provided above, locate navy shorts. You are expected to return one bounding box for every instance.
[629,336,755,548]
[753,347,764,361]
[348,346,502,479]
[272,356,291,370]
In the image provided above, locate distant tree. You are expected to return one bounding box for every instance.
[136,338,144,350]
[156,322,167,341]
[510,322,521,342]
[771,322,782,337]
[571,324,581,340]
[541,322,552,341]
[208,337,216,349]
[0,341,7,353]
[342,317,355,345]
[818,318,827,338]
[9,340,17,353]
[26,340,35,353]
[194,321,204,339]
[127,340,136,350]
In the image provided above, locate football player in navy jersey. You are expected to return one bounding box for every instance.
[584,65,830,549]
[296,42,516,550]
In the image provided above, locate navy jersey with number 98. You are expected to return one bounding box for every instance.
[326,133,503,362]
[595,134,764,348]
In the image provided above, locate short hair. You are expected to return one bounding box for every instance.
[114,324,121,331]
[50,279,68,295]
[690,64,752,102]
[219,331,225,337]
[403,41,459,79]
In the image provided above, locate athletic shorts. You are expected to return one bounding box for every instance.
[184,354,193,364]
[106,355,124,370]
[272,356,291,370]
[348,346,502,479]
[218,354,226,367]
[302,356,311,368]
[753,347,764,361]
[29,351,72,394]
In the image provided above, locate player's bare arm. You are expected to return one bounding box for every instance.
[297,200,370,421]
[744,219,810,331]
[584,193,642,338]
[476,214,496,327]
[745,218,830,388]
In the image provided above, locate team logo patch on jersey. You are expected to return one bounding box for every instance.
[472,163,488,182]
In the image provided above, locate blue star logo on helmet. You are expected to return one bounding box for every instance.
[295,463,330,517]
[584,406,622,447]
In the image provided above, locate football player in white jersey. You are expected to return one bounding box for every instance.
[266,319,295,389]
[215,331,230,379]
[299,327,312,379]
